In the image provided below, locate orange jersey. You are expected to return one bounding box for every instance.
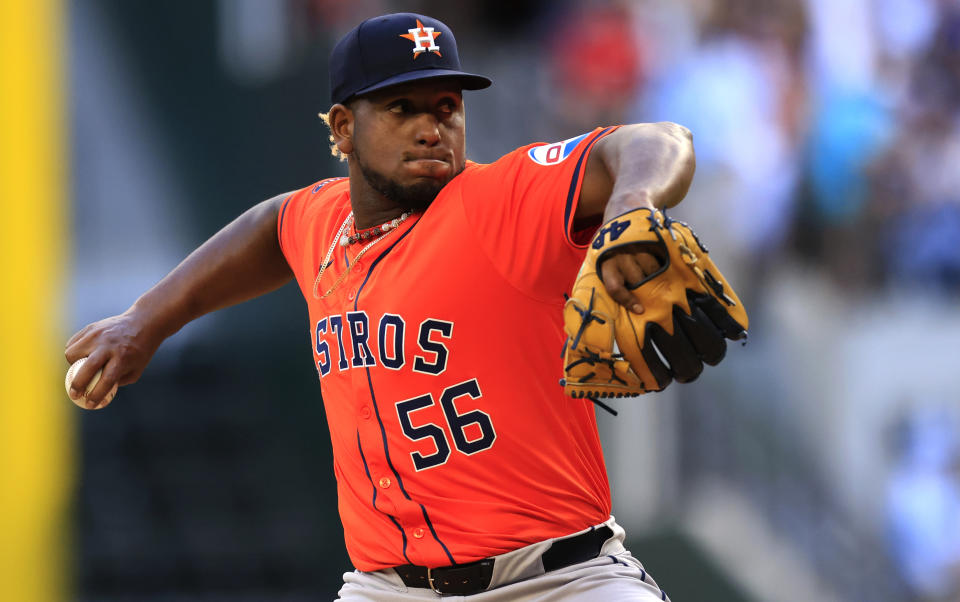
[278,127,618,571]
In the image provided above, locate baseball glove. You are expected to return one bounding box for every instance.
[562,207,748,400]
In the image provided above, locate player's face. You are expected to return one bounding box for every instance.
[350,81,466,211]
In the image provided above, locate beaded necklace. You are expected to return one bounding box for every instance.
[312,210,415,299]
[340,211,413,246]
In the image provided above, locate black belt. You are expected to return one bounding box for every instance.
[393,525,613,596]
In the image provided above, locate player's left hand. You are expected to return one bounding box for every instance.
[562,207,748,399]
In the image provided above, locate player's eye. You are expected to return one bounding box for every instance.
[437,98,457,113]
[387,100,411,114]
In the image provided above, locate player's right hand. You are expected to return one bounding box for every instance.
[64,309,164,409]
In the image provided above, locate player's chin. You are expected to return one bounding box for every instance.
[397,180,445,211]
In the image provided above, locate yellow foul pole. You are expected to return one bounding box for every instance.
[0,0,72,600]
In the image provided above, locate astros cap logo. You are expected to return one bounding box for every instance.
[328,13,491,104]
[399,19,442,59]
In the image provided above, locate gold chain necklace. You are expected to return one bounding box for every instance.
[311,210,414,299]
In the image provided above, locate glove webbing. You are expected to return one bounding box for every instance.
[561,290,630,415]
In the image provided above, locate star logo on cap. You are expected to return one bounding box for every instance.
[399,19,442,59]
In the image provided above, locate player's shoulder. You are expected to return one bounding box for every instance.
[283,176,349,210]
[279,176,349,231]
[299,176,349,200]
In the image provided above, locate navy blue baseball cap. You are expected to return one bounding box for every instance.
[329,13,492,105]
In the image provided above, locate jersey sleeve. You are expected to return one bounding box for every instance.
[277,184,317,286]
[457,126,619,302]
[277,190,303,263]
[277,177,348,296]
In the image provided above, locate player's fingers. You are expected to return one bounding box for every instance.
[92,386,118,410]
[632,251,662,279]
[65,323,94,350]
[86,356,121,409]
[617,255,648,289]
[602,243,662,285]
[64,327,99,364]
[600,259,643,314]
[117,366,142,387]
[68,350,108,400]
[110,348,151,387]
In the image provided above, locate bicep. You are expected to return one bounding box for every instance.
[251,192,296,284]
[202,192,295,302]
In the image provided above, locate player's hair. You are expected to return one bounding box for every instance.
[318,101,357,162]
[318,110,346,161]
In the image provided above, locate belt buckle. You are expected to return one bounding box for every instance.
[426,567,441,594]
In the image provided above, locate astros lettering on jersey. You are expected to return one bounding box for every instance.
[278,126,620,571]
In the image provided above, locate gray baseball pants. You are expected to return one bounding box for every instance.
[337,517,670,601]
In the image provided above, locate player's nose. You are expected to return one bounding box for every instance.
[413,113,441,146]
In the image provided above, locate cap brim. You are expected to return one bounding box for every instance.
[350,69,492,100]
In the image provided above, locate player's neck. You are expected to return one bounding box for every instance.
[349,194,408,230]
[347,167,418,230]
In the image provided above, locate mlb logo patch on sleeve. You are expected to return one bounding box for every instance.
[527,132,589,166]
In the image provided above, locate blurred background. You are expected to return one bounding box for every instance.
[3,0,960,600]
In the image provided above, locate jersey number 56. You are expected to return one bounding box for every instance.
[395,378,496,471]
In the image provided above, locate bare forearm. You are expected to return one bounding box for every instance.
[577,122,696,223]
[130,193,293,340]
[573,123,697,314]
[64,193,294,406]
[601,123,695,220]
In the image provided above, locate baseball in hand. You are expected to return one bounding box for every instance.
[65,357,118,409]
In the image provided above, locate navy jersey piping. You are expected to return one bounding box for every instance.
[562,126,616,247]
[420,504,456,564]
[354,217,457,565]
[358,431,411,564]
[277,192,295,254]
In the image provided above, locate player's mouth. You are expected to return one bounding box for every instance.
[403,156,451,179]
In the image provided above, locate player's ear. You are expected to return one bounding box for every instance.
[328,103,354,155]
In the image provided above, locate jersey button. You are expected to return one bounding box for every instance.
[360,406,371,419]
[347,288,356,301]
[378,477,391,489]
[412,528,425,539]
[353,260,363,271]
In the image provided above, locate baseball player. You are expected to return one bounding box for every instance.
[66,13,746,600]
